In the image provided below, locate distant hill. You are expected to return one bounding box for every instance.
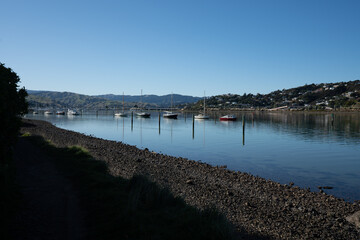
[26,90,201,109]
[95,94,200,107]
[185,80,360,110]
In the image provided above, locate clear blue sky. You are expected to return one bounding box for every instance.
[1,0,359,97]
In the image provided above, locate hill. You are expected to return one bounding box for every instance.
[185,80,360,110]
[27,90,200,109]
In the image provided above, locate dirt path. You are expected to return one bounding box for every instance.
[11,137,86,240]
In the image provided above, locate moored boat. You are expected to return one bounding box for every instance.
[56,111,65,115]
[44,111,53,115]
[220,115,237,121]
[163,111,178,119]
[115,112,128,117]
[115,92,128,117]
[136,112,151,118]
[163,93,178,119]
[67,109,79,115]
[195,91,209,119]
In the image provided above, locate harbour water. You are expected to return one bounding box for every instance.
[25,111,360,201]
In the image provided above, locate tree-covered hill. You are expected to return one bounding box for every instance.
[27,91,201,109]
[185,80,360,110]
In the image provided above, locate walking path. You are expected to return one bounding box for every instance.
[11,137,86,240]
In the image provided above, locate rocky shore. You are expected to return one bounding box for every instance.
[21,119,360,239]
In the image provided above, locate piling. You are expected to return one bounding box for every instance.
[192,114,195,139]
[242,115,245,145]
[131,111,133,131]
[158,112,161,135]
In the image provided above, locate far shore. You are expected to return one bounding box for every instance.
[20,119,360,239]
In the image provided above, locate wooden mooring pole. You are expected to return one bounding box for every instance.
[131,111,133,131]
[242,115,245,145]
[192,114,195,139]
[158,112,161,135]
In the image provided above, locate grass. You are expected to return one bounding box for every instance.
[24,135,235,240]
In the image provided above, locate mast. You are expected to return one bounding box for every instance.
[122,92,125,113]
[203,91,206,115]
[171,92,173,111]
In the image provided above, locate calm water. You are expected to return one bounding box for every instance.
[25,111,360,201]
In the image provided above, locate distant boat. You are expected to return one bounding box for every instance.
[67,109,79,115]
[44,111,53,115]
[136,112,151,118]
[195,92,209,119]
[163,111,178,119]
[136,89,151,118]
[220,115,237,121]
[33,111,38,114]
[163,93,178,119]
[56,111,65,115]
[115,92,128,117]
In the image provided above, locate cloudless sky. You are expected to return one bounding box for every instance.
[1,0,360,97]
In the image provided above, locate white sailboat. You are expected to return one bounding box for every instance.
[115,92,127,117]
[136,89,151,118]
[163,93,178,119]
[195,92,209,119]
[67,109,79,115]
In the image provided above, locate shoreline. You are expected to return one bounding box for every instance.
[20,119,360,239]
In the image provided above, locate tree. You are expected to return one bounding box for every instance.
[0,63,28,163]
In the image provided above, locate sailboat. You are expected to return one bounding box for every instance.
[195,92,209,119]
[115,92,127,117]
[163,93,178,119]
[136,89,151,118]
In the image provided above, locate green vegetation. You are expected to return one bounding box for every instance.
[0,63,28,163]
[0,63,28,239]
[185,80,360,110]
[27,91,200,110]
[24,135,235,240]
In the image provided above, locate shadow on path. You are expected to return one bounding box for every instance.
[11,138,86,240]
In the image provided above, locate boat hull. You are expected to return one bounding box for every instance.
[220,115,237,121]
[136,113,151,118]
[163,114,178,119]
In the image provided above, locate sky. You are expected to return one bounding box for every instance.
[1,0,360,97]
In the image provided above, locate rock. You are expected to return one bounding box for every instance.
[186,179,194,185]
[346,211,360,229]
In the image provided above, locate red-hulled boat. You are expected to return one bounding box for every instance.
[220,115,237,121]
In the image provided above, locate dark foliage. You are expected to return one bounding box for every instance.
[0,63,28,163]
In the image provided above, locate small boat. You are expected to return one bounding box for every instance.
[220,115,237,121]
[136,89,151,118]
[67,109,79,115]
[115,112,127,117]
[163,111,178,119]
[33,111,39,114]
[44,111,53,115]
[56,111,65,115]
[194,114,209,119]
[115,92,128,117]
[136,112,151,118]
[163,94,178,119]
[195,91,209,119]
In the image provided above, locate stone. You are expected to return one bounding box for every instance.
[346,210,360,229]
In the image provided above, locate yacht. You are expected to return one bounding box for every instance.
[195,92,209,119]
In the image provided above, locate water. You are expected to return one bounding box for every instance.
[25,111,360,201]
